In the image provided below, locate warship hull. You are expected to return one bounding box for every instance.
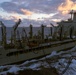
[0,39,76,66]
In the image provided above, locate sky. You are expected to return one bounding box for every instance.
[0,0,76,27]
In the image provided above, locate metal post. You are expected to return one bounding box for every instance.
[59,26,62,40]
[41,24,44,39]
[0,21,7,47]
[29,24,33,39]
[50,27,52,36]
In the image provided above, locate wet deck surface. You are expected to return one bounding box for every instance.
[6,67,59,75]
[1,46,76,75]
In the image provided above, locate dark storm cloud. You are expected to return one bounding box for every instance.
[1,2,17,12]
[0,2,22,13]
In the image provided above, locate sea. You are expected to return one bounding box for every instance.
[0,27,52,40]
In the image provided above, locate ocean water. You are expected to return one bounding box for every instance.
[0,27,52,40]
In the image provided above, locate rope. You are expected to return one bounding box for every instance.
[41,47,53,68]
[41,46,74,75]
[60,57,72,75]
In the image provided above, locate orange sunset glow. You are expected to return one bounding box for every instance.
[58,0,76,15]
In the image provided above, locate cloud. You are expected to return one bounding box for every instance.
[11,0,60,14]
[0,8,57,23]
[28,13,57,21]
[0,0,68,26]
[51,19,61,22]
[1,2,18,12]
[21,9,33,15]
[58,0,76,15]
[0,0,11,3]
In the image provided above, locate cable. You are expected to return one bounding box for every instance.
[60,57,72,75]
